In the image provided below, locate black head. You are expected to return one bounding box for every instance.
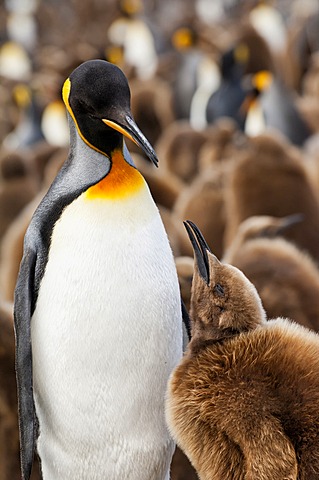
[221,43,249,80]
[184,220,266,342]
[63,59,158,164]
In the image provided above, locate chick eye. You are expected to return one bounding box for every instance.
[213,283,224,297]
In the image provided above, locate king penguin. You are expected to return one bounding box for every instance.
[14,59,183,480]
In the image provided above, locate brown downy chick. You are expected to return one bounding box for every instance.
[173,164,226,259]
[155,121,208,184]
[0,148,66,302]
[166,220,319,480]
[130,77,175,150]
[223,214,319,331]
[224,133,319,261]
[0,151,39,240]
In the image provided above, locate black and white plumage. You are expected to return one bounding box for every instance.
[14,59,183,480]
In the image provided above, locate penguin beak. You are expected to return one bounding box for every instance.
[240,70,273,115]
[184,220,214,285]
[102,116,159,167]
[274,213,304,235]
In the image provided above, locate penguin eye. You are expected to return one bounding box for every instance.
[77,98,96,116]
[213,283,224,297]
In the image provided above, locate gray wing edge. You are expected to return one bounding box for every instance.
[14,247,37,480]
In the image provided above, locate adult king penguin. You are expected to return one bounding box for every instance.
[14,59,183,480]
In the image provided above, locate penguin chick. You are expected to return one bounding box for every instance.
[133,152,182,210]
[155,120,208,184]
[0,298,20,480]
[223,214,319,331]
[130,76,175,149]
[0,151,39,240]
[14,60,183,480]
[166,221,319,480]
[224,133,319,261]
[0,150,66,303]
[173,164,226,259]
[0,296,42,480]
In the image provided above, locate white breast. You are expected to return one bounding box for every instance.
[31,184,183,479]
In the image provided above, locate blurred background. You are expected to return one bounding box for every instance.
[1,0,319,478]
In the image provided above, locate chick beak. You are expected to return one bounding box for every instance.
[102,116,158,167]
[275,213,305,234]
[184,220,212,285]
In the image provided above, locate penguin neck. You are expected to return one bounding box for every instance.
[85,145,146,201]
[67,114,146,201]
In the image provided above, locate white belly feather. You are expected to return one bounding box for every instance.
[31,184,183,479]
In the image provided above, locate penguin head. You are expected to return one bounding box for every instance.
[62,59,158,165]
[251,69,273,93]
[119,0,143,17]
[184,220,266,343]
[12,83,32,109]
[239,69,274,130]
[235,213,304,243]
[242,69,273,105]
[171,26,197,51]
[221,42,250,80]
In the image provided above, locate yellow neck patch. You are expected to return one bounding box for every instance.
[85,148,145,201]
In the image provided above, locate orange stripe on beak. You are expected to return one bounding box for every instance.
[102,119,139,146]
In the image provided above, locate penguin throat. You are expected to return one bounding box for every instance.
[85,148,145,200]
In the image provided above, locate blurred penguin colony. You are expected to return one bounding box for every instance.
[1,0,319,478]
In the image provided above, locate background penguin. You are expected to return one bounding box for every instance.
[223,133,319,262]
[129,75,176,149]
[244,70,313,146]
[169,24,219,121]
[14,59,183,480]
[166,220,319,480]
[0,147,66,304]
[132,152,182,211]
[40,99,69,148]
[0,297,21,480]
[107,0,165,80]
[155,120,208,184]
[173,164,226,259]
[0,150,39,241]
[223,214,319,331]
[0,41,32,82]
[285,10,319,92]
[205,42,250,130]
[3,83,45,150]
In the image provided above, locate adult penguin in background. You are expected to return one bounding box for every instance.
[244,70,313,146]
[205,43,249,129]
[3,84,45,150]
[14,60,183,480]
[170,25,219,121]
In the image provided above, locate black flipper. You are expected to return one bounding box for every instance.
[14,246,37,480]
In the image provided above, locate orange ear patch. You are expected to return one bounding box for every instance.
[85,149,145,200]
